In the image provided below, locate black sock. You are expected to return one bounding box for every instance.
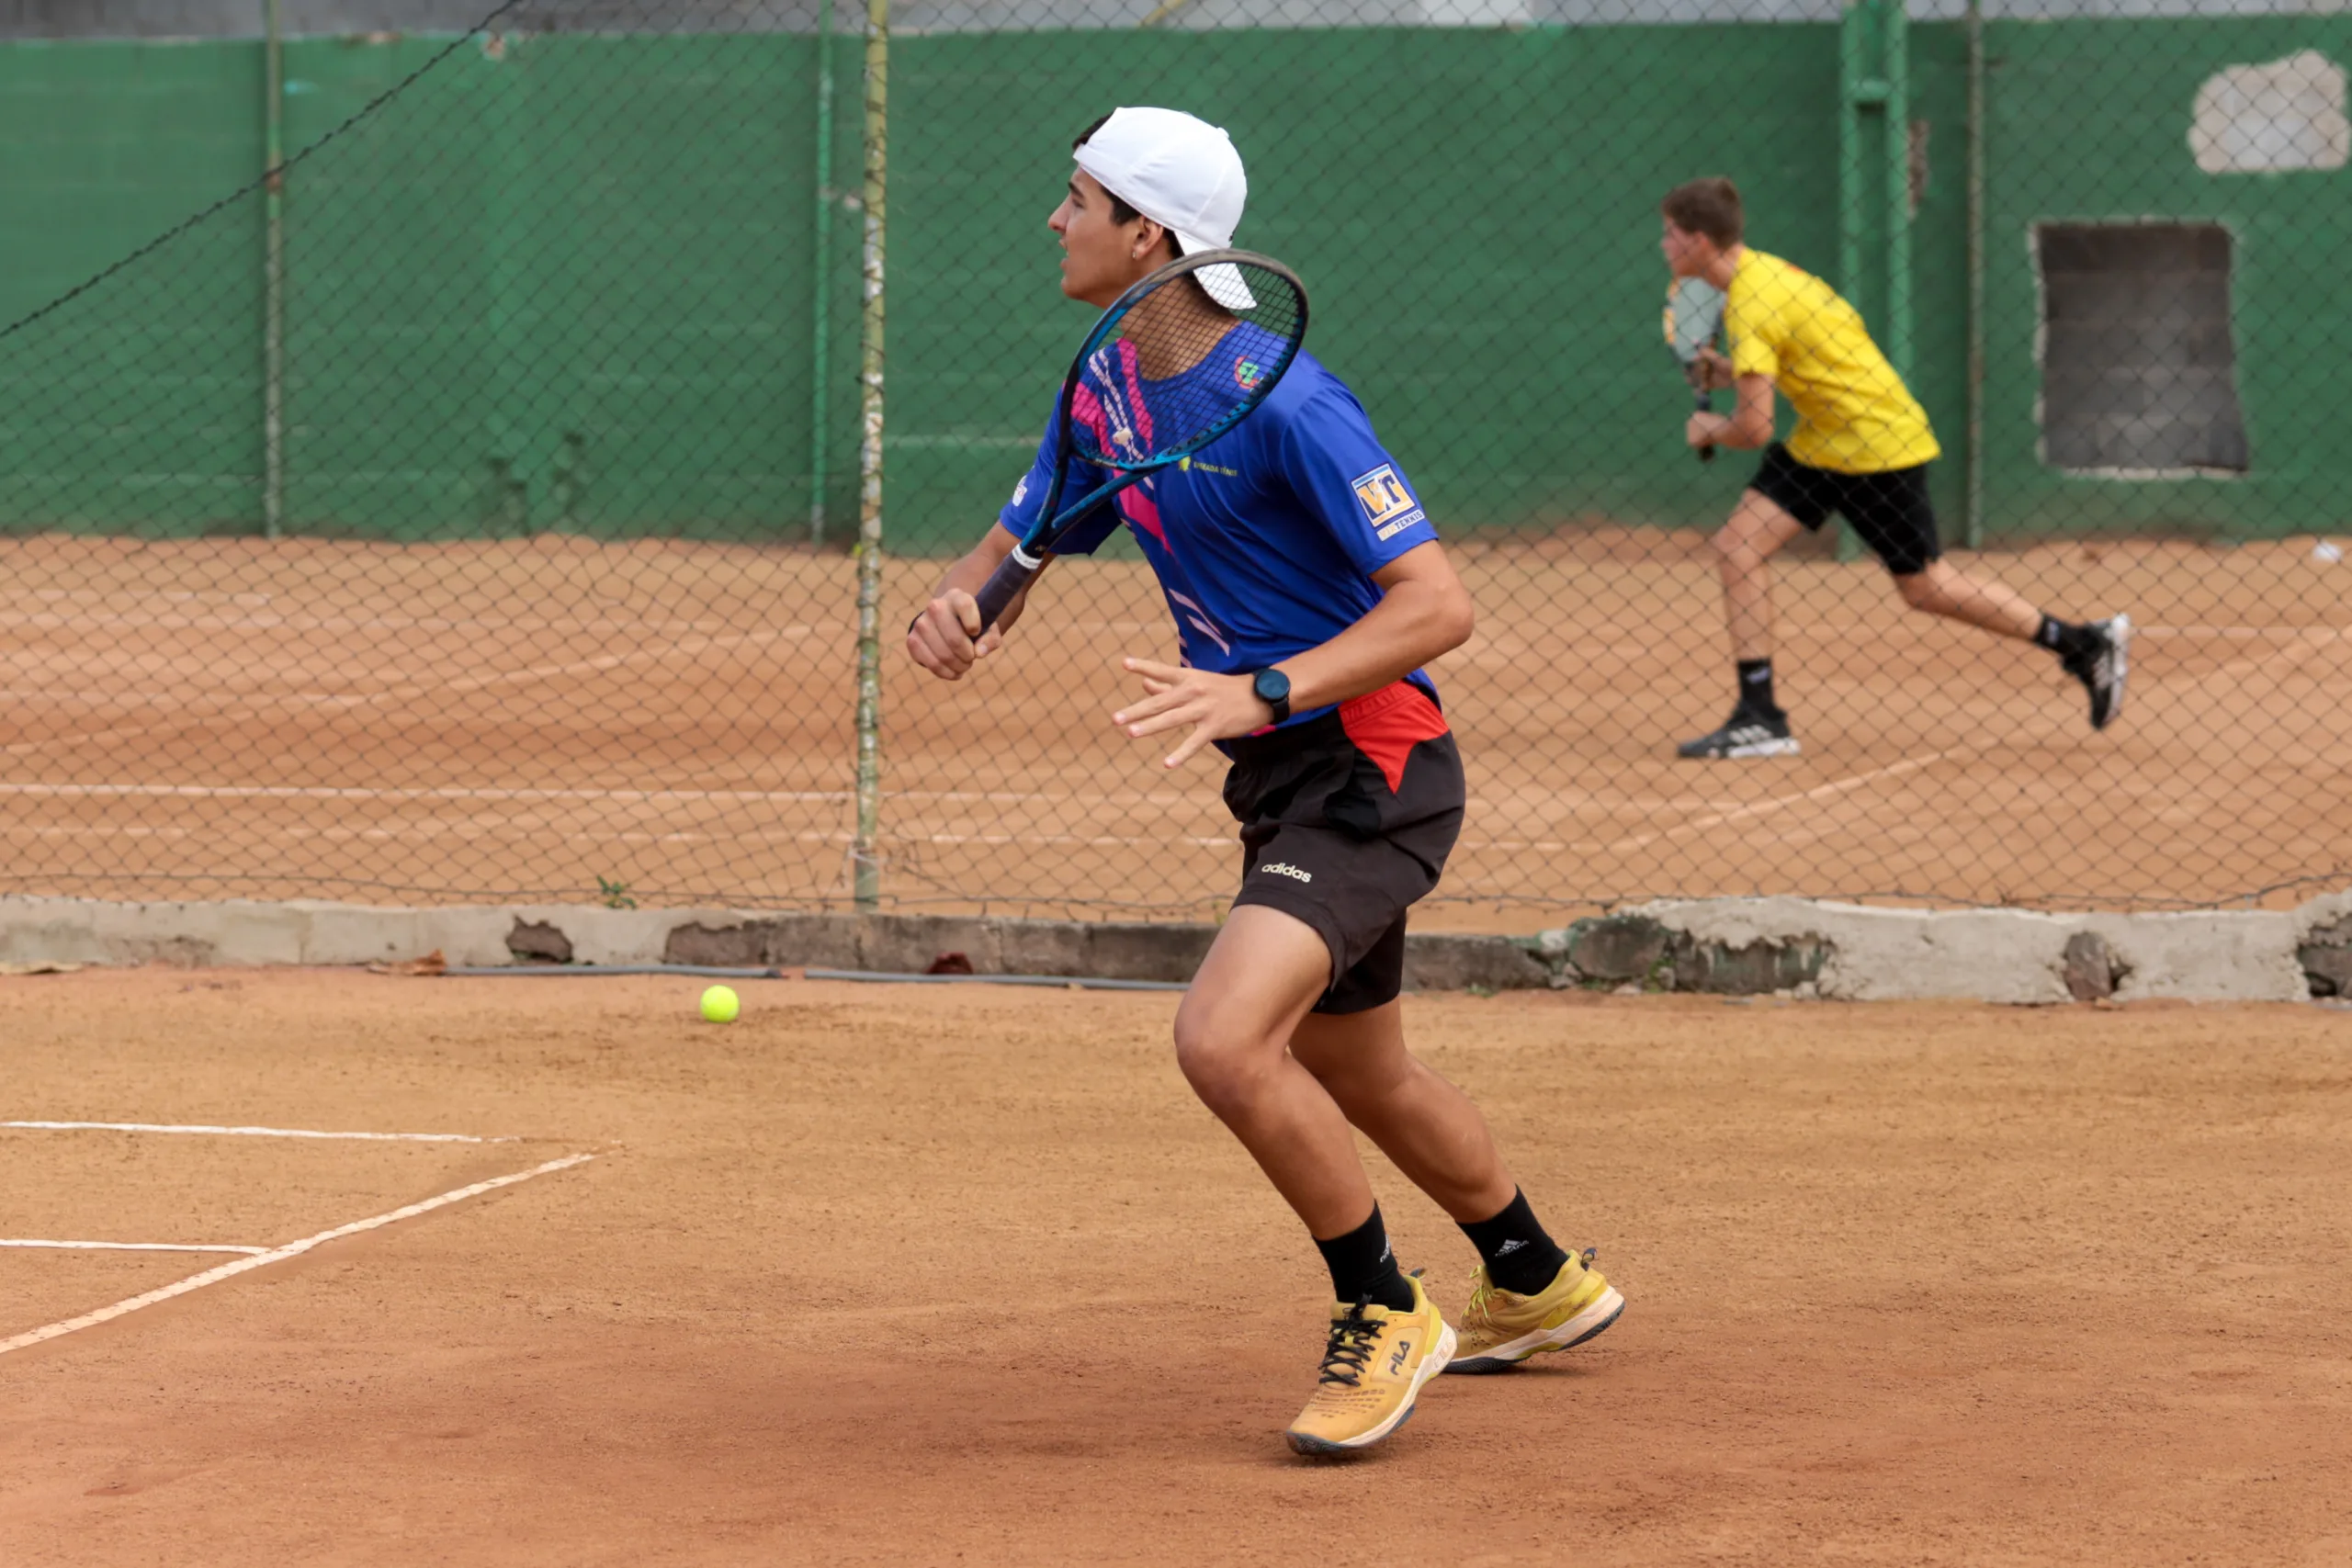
[1458,1189,1572,1296]
[2036,615,2098,662]
[1313,1205,1416,1312]
[1735,658,1779,716]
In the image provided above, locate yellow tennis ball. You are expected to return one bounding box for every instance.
[699,984,740,1023]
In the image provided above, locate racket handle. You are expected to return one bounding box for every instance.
[1694,389,1715,464]
[972,546,1044,634]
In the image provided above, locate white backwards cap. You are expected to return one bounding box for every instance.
[1072,107,1255,310]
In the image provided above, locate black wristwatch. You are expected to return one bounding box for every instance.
[1250,667,1292,725]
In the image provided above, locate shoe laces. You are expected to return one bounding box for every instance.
[1469,1246,1600,1322]
[1315,1296,1385,1388]
[1464,1269,1497,1326]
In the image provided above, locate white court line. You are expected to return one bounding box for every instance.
[0,781,1207,807]
[0,828,1233,852]
[1,1120,494,1143]
[0,826,826,847]
[0,1153,594,1359]
[2140,626,2346,640]
[0,1239,267,1256]
[2152,625,2346,693]
[0,627,799,761]
[0,607,813,636]
[909,833,1229,849]
[1596,751,1953,856]
[0,783,848,804]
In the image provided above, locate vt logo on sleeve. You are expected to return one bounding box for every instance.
[1350,464,1425,541]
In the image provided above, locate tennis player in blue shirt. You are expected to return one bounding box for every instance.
[906,107,1623,1455]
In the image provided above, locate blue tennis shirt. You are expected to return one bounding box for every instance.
[994,333,1442,728]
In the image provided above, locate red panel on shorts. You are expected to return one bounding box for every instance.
[1339,682,1450,793]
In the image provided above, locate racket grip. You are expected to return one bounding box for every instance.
[972,547,1043,634]
[1693,389,1715,464]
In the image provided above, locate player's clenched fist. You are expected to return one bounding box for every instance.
[905,590,1001,680]
[1687,410,1731,451]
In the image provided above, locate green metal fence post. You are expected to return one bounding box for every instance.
[1838,0,1871,328]
[262,0,286,539]
[1838,0,1911,560]
[850,0,888,910]
[1837,2,1873,563]
[1964,0,1987,548]
[1882,0,1911,380]
[808,0,836,547]
[1838,0,1910,365]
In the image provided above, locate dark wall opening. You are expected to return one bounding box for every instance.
[2036,222,2248,475]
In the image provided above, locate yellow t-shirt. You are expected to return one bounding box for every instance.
[1724,249,1940,474]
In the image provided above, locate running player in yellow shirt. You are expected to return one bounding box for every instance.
[1660,178,2129,759]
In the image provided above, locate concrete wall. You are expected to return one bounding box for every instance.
[0,2,828,39]
[1977,16,2352,539]
[6,891,2348,1001]
[5,0,2339,39]
[2,17,2348,546]
[0,30,863,539]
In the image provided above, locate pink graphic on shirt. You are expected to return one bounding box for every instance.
[1069,340,1169,548]
[1117,479,1165,544]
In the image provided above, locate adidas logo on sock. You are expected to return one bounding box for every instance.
[1495,1238,1526,1256]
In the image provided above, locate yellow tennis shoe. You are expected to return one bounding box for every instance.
[1443,1247,1624,1374]
[1284,1271,1455,1455]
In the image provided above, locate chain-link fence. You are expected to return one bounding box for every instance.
[1,0,2346,920]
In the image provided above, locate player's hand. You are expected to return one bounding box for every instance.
[1686,411,1731,450]
[906,589,1001,681]
[1692,345,1736,390]
[1114,658,1269,770]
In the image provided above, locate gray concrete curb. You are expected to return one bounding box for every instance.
[1544,894,2352,1003]
[2,892,2347,1001]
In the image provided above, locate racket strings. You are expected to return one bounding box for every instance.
[1068,261,1305,470]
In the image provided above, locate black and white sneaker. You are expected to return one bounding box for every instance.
[1676,708,1800,760]
[2064,613,2132,730]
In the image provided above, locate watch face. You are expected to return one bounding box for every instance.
[1254,669,1290,703]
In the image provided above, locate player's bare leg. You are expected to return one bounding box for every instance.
[1714,487,1805,662]
[1286,1001,1513,1223]
[1176,905,1458,1452]
[1173,905,1375,1234]
[1289,999,1623,1375]
[1894,561,2132,727]
[1681,490,1805,758]
[1292,993,1623,1379]
[1894,558,2042,639]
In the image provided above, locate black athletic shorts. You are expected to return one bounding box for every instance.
[1748,442,1943,577]
[1221,680,1464,1015]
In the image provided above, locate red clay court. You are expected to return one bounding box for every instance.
[3,531,2345,922]
[3,972,2348,1564]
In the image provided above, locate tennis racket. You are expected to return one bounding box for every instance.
[971,248,1309,633]
[1663,276,1725,464]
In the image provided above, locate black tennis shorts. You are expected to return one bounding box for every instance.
[1748,442,1943,577]
[1221,681,1464,1015]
